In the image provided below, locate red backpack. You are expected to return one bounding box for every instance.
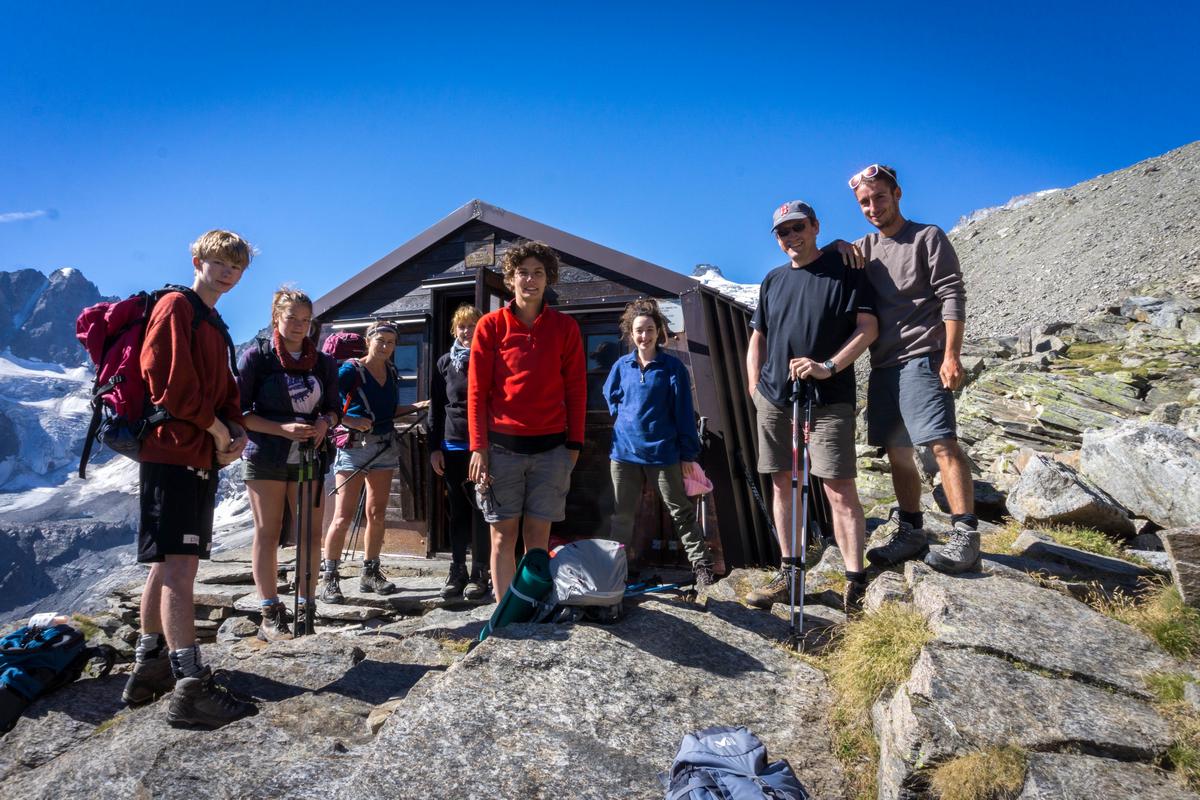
[75,284,236,477]
[320,332,369,449]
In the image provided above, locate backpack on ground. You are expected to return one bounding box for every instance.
[661,725,809,800]
[75,284,237,478]
[536,538,628,624]
[0,623,116,733]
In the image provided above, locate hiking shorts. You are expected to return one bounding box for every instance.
[478,443,573,523]
[867,354,958,448]
[333,432,399,473]
[138,462,219,562]
[242,460,303,482]
[753,387,856,479]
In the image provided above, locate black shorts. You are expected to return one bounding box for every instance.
[138,461,219,563]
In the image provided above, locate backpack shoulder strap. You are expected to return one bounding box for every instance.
[348,359,375,421]
[160,284,239,376]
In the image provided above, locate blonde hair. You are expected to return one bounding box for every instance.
[449,304,482,336]
[190,229,255,268]
[271,287,313,327]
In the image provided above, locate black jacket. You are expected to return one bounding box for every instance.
[431,351,470,448]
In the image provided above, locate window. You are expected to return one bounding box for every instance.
[586,332,622,411]
[393,335,421,406]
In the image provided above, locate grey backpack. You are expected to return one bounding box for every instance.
[536,539,628,624]
[661,726,809,800]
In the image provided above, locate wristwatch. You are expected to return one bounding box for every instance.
[823,359,837,376]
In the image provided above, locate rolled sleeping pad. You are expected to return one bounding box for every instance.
[479,548,553,642]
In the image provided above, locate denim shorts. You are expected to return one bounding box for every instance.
[867,354,958,448]
[477,443,573,523]
[333,432,400,473]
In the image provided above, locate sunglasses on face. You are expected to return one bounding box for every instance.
[848,164,897,189]
[775,222,809,238]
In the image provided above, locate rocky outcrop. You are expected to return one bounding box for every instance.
[1005,453,1134,535]
[0,268,108,365]
[1162,526,1200,606]
[1081,422,1200,529]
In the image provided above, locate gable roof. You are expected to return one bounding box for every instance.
[314,199,702,317]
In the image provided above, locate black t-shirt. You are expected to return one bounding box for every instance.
[750,250,876,407]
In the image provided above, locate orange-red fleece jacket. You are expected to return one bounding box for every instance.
[467,302,586,452]
[139,291,243,469]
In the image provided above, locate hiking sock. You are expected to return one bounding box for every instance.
[169,644,204,679]
[259,598,279,608]
[845,570,868,586]
[135,632,166,663]
[951,513,979,530]
[899,510,924,529]
[322,558,341,574]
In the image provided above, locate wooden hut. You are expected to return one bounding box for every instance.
[313,199,781,570]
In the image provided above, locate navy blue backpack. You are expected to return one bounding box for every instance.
[661,726,810,800]
[0,624,116,732]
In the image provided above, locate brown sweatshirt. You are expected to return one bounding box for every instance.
[854,220,966,369]
[139,292,243,469]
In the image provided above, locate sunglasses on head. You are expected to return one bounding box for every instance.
[848,164,897,189]
[774,221,809,238]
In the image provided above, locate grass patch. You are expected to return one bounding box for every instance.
[819,602,934,799]
[1093,583,1200,659]
[71,613,101,640]
[980,520,1022,555]
[1146,671,1200,788]
[929,745,1027,800]
[1039,524,1126,559]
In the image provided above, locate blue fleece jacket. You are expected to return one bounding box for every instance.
[603,350,700,466]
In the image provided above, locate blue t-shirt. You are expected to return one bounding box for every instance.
[338,359,398,435]
[603,350,700,466]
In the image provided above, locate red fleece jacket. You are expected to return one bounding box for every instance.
[139,292,243,469]
[467,302,586,451]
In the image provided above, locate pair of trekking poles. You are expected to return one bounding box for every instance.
[786,378,814,651]
[293,442,320,638]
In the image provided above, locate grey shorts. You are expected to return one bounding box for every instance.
[867,354,958,448]
[333,432,399,473]
[753,387,856,479]
[478,443,573,524]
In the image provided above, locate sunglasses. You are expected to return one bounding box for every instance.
[774,222,809,238]
[848,164,897,189]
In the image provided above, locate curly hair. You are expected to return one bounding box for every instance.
[618,297,671,347]
[501,240,560,290]
[270,286,313,326]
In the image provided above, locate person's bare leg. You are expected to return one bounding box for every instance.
[362,469,395,561]
[247,480,287,601]
[929,438,975,515]
[769,471,794,557]
[521,517,552,555]
[322,471,365,560]
[822,478,866,572]
[140,563,165,636]
[885,446,923,512]
[160,554,200,651]
[490,518,520,600]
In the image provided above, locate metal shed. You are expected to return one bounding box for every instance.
[313,199,781,570]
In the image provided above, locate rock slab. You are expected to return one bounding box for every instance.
[1081,422,1200,529]
[1006,453,1134,536]
[1162,525,1200,607]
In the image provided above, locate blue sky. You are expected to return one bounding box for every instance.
[2,1,1197,341]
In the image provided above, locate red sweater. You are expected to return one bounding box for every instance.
[468,302,586,452]
[139,292,243,469]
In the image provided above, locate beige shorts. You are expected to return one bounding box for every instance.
[753,387,856,479]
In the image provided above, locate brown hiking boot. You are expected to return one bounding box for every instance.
[360,558,397,595]
[122,652,175,706]
[843,579,867,617]
[166,667,257,729]
[257,601,293,642]
[744,567,793,610]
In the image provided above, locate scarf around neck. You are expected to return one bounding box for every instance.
[272,329,318,372]
[450,340,470,372]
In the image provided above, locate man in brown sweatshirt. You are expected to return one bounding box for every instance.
[848,164,980,574]
[121,230,257,728]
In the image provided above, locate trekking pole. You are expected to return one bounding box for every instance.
[293,444,308,633]
[787,379,814,650]
[300,443,318,636]
[342,489,367,562]
[697,416,709,545]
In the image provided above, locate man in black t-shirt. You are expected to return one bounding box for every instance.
[744,200,879,613]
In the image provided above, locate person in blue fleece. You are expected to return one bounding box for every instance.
[603,298,716,589]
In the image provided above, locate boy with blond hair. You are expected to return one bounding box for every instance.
[122,229,257,728]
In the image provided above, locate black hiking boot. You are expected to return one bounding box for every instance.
[843,579,867,617]
[692,561,716,593]
[166,667,257,729]
[924,522,982,574]
[122,652,175,706]
[257,601,293,642]
[319,566,345,604]
[866,509,929,568]
[744,566,793,610]
[360,559,397,595]
[440,562,470,600]
[463,569,492,602]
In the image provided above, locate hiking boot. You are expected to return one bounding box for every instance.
[843,580,867,617]
[319,568,345,604]
[122,652,175,706]
[463,570,492,602]
[293,604,315,637]
[440,562,470,600]
[256,601,293,642]
[866,510,929,568]
[744,567,794,610]
[924,523,982,575]
[360,559,397,595]
[166,667,257,729]
[692,561,716,593]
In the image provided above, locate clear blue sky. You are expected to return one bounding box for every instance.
[2,1,1197,341]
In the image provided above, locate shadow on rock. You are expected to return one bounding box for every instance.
[605,601,768,678]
